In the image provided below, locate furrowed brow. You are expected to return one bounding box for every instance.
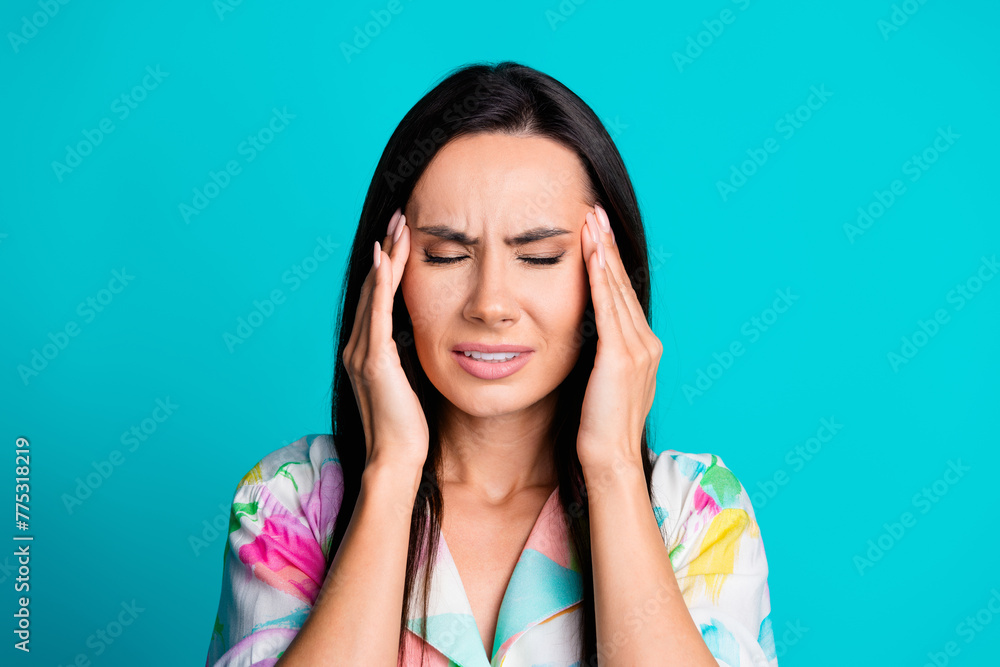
[415,225,571,246]
[507,227,571,245]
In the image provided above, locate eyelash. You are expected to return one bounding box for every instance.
[422,252,565,266]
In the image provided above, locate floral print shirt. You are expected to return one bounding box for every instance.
[204,434,777,666]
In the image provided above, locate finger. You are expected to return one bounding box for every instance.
[383,207,403,255]
[363,207,402,306]
[582,215,624,352]
[344,252,373,366]
[360,214,409,364]
[587,210,642,354]
[362,207,402,312]
[594,207,663,410]
[388,214,410,292]
[346,244,375,378]
[350,209,401,365]
[345,246,379,366]
[367,240,393,367]
[594,205,646,334]
[595,204,658,353]
[344,217,394,374]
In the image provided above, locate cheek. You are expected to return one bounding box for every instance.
[400,269,415,310]
[534,265,590,337]
[560,258,591,314]
[401,269,459,337]
[401,271,436,369]
[400,270,429,336]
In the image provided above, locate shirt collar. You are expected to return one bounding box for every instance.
[405,486,584,667]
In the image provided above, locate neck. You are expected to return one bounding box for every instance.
[436,392,559,504]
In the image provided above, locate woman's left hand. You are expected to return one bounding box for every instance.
[576,204,663,474]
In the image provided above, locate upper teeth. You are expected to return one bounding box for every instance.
[463,351,520,362]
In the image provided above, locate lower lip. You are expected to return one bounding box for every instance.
[452,350,534,380]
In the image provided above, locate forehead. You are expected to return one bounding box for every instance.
[407,133,591,225]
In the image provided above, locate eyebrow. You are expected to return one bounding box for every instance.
[414,225,571,246]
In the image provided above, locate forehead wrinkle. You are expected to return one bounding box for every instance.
[410,183,577,248]
[407,137,591,247]
[414,224,572,247]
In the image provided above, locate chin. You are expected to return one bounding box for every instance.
[454,390,523,416]
[441,381,536,418]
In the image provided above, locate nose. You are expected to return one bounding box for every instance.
[462,253,519,327]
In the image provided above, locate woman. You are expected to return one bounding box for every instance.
[205,61,777,667]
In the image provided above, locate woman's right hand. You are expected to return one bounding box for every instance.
[342,208,429,472]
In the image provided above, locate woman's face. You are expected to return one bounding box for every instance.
[401,132,594,419]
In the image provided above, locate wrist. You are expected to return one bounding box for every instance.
[363,454,426,498]
[580,453,646,504]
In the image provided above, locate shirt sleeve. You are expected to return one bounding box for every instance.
[650,450,778,667]
[205,434,344,667]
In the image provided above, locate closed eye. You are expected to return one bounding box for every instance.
[422,252,565,266]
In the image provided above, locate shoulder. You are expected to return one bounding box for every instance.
[649,450,776,667]
[207,435,345,661]
[648,449,758,548]
[230,434,345,556]
[235,433,342,494]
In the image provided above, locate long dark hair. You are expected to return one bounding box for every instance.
[326,60,656,666]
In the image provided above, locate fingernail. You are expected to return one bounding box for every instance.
[387,208,402,237]
[595,205,611,233]
[373,240,381,269]
[586,212,599,243]
[393,214,406,242]
[596,241,605,268]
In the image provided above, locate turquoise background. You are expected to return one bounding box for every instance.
[1,0,997,664]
